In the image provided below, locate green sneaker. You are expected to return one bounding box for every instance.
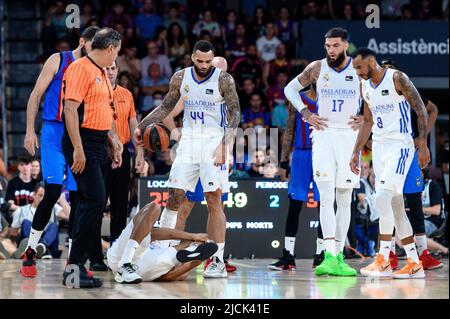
[336,252,357,276]
[314,252,339,276]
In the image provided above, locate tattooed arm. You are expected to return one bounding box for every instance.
[219,71,241,148]
[278,103,296,181]
[133,70,185,145]
[393,71,430,168]
[284,60,328,130]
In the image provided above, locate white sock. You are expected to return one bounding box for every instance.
[316,238,324,255]
[213,242,225,262]
[324,239,335,255]
[159,207,178,228]
[379,240,392,261]
[68,238,72,259]
[390,237,396,254]
[284,236,296,256]
[28,228,43,251]
[415,235,427,255]
[404,242,420,263]
[119,239,139,267]
[335,240,345,254]
[169,239,181,247]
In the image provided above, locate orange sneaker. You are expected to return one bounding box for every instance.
[393,258,425,279]
[419,250,443,270]
[389,251,398,270]
[360,254,392,278]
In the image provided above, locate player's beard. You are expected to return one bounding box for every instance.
[193,64,213,78]
[326,50,346,68]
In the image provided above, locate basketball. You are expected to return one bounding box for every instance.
[142,123,171,152]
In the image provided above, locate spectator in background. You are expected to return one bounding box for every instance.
[154,26,169,56]
[228,154,250,179]
[174,53,193,72]
[381,0,410,18]
[342,3,354,20]
[417,0,433,19]
[256,22,281,63]
[163,2,188,34]
[167,22,190,68]
[9,184,70,258]
[55,39,71,52]
[263,162,280,179]
[140,40,173,80]
[303,1,321,20]
[154,150,173,176]
[5,156,38,215]
[192,9,221,39]
[238,77,267,111]
[86,17,100,28]
[80,1,97,29]
[241,93,271,129]
[221,10,238,49]
[401,3,415,19]
[231,44,263,88]
[250,5,267,39]
[135,0,163,42]
[275,6,297,58]
[247,149,266,178]
[31,158,42,182]
[117,43,141,82]
[140,63,169,113]
[142,91,165,118]
[267,71,288,112]
[44,0,68,40]
[118,71,138,101]
[224,22,248,65]
[103,1,134,35]
[271,101,288,131]
[233,135,251,172]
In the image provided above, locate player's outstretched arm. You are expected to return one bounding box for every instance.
[393,71,430,168]
[134,70,184,144]
[24,53,60,155]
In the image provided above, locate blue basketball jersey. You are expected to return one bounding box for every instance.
[294,92,317,149]
[42,51,75,122]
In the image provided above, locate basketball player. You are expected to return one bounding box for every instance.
[133,41,241,278]
[284,27,360,276]
[380,60,442,270]
[21,26,100,277]
[107,203,218,283]
[350,47,430,279]
[160,57,236,273]
[268,88,322,271]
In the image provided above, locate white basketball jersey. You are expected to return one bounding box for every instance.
[361,68,413,143]
[316,58,361,129]
[179,66,227,139]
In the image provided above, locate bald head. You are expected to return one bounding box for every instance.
[212,56,228,72]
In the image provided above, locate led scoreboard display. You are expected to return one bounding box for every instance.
[139,178,319,258]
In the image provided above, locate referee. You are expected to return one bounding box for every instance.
[61,28,122,288]
[105,60,145,242]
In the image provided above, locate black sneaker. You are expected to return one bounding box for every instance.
[312,251,324,268]
[89,260,109,271]
[268,249,296,271]
[176,242,218,263]
[63,264,103,288]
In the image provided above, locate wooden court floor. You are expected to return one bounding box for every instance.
[0,258,448,299]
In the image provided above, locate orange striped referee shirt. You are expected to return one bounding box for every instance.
[113,85,136,144]
[61,56,115,131]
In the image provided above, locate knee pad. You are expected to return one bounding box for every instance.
[392,195,414,239]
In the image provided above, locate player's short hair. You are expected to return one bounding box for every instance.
[381,58,398,69]
[81,26,100,41]
[192,40,215,55]
[92,28,121,50]
[325,27,348,41]
[352,47,376,59]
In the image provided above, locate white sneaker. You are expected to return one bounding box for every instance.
[203,256,227,278]
[115,263,143,284]
[35,243,46,259]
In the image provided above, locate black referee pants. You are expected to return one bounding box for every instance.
[104,143,131,243]
[63,128,108,265]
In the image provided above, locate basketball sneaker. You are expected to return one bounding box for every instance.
[312,251,324,268]
[268,249,296,271]
[360,254,392,278]
[203,256,227,278]
[204,258,236,273]
[20,248,37,278]
[419,249,443,270]
[389,251,399,270]
[63,264,103,288]
[176,242,218,263]
[393,258,425,279]
[336,252,357,276]
[314,252,339,276]
[115,263,143,284]
[35,243,46,259]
